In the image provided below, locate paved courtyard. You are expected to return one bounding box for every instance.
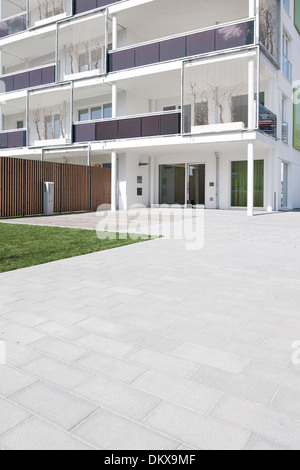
[0,209,300,450]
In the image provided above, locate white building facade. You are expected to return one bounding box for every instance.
[0,0,300,214]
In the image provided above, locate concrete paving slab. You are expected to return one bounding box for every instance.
[1,210,300,449]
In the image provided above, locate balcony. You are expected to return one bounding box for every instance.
[28,0,72,27]
[73,111,181,143]
[259,104,277,139]
[108,19,255,73]
[282,121,288,144]
[0,13,27,39]
[282,55,292,82]
[0,129,26,149]
[0,65,56,94]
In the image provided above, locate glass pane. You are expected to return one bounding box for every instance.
[189,165,205,205]
[79,53,89,73]
[183,51,257,134]
[159,164,186,205]
[54,115,60,139]
[231,161,247,207]
[294,88,300,151]
[91,107,102,120]
[231,160,264,207]
[216,23,247,50]
[28,84,71,145]
[91,49,103,71]
[259,0,280,63]
[296,0,300,34]
[79,109,89,122]
[29,0,71,27]
[57,12,106,80]
[254,160,264,208]
[46,116,52,140]
[103,104,112,119]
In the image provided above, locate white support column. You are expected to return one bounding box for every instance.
[247,142,254,217]
[112,83,117,119]
[248,58,255,130]
[112,15,118,50]
[267,150,274,212]
[249,0,255,17]
[149,157,155,207]
[111,151,118,211]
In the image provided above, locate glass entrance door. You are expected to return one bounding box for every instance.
[188,164,205,206]
[159,164,186,205]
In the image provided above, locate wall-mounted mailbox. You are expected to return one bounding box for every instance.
[43,182,54,216]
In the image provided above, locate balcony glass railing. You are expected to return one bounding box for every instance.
[0,65,56,94]
[0,13,27,39]
[108,19,255,73]
[73,111,181,143]
[282,121,288,144]
[259,104,277,139]
[0,129,26,149]
[282,55,292,82]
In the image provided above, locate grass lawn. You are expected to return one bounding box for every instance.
[0,223,152,274]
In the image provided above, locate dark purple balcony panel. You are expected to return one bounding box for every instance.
[30,69,42,88]
[7,131,26,148]
[74,123,96,142]
[0,133,8,149]
[216,23,248,51]
[186,29,215,57]
[135,43,160,67]
[159,36,186,62]
[118,118,141,139]
[109,49,135,72]
[41,66,56,85]
[160,113,181,136]
[0,76,14,93]
[246,21,255,45]
[141,115,160,137]
[97,0,119,6]
[96,120,118,141]
[0,21,8,38]
[74,0,97,14]
[13,72,30,91]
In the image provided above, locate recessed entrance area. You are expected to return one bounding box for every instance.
[159,163,205,206]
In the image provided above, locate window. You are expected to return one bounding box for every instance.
[91,49,103,71]
[16,121,24,129]
[282,96,289,144]
[46,116,52,140]
[231,160,264,208]
[103,104,112,119]
[91,107,102,120]
[79,109,89,122]
[45,114,61,140]
[79,49,103,73]
[294,87,300,150]
[78,105,111,122]
[282,32,292,81]
[54,115,60,139]
[163,106,181,112]
[283,0,290,13]
[295,0,300,34]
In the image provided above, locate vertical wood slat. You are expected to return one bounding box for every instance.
[0,157,111,218]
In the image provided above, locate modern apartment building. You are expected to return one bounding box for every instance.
[0,0,299,215]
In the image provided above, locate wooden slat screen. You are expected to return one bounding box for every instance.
[0,157,111,218]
